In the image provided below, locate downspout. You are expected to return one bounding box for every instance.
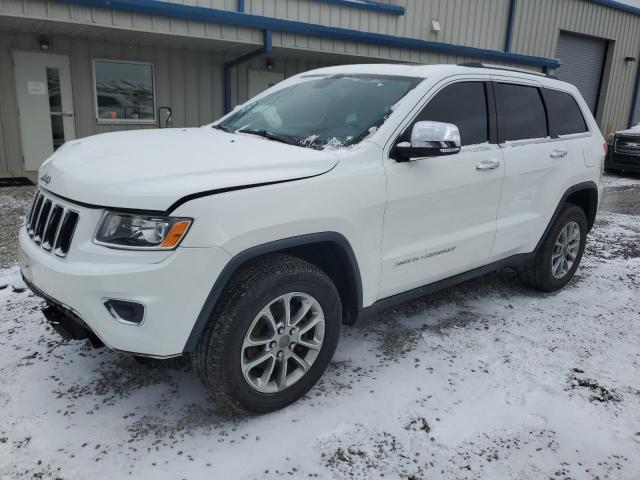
[628,61,640,127]
[504,0,516,52]
[224,29,273,114]
[237,0,245,13]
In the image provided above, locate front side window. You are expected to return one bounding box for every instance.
[406,81,489,146]
[495,83,547,142]
[542,88,588,136]
[94,60,155,122]
[217,74,422,149]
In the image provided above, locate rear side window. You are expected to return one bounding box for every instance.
[495,83,547,142]
[542,88,588,136]
[409,82,489,146]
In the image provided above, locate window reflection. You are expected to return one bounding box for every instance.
[94,61,155,121]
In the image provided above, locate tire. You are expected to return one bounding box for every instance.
[192,253,342,415]
[520,204,587,292]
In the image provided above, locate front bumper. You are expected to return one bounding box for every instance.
[606,145,640,173]
[19,227,231,357]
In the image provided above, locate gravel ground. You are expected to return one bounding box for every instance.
[0,174,639,479]
[0,185,34,269]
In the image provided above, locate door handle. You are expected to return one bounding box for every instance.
[549,149,568,158]
[63,111,74,117]
[475,159,501,171]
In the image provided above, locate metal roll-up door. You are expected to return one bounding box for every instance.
[555,32,607,114]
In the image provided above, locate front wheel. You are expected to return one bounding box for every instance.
[192,254,342,414]
[520,204,588,292]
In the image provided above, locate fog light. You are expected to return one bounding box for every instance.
[103,299,145,326]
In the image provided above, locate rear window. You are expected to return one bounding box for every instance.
[542,88,588,136]
[495,83,547,142]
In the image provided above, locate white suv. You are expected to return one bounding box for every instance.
[19,64,604,414]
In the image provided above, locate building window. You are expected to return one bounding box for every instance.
[93,60,156,123]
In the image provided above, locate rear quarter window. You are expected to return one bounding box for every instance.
[542,88,589,136]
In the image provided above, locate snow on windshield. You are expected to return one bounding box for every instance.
[218,74,422,150]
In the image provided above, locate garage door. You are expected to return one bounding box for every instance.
[555,32,607,114]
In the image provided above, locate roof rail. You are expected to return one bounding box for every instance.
[458,62,554,78]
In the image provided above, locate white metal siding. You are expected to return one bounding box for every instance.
[3,0,640,173]
[555,31,607,113]
[511,0,640,133]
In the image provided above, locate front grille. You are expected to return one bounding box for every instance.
[614,135,640,156]
[25,189,79,258]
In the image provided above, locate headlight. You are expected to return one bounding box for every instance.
[606,133,615,145]
[94,212,192,250]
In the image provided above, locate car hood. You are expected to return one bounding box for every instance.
[39,127,339,211]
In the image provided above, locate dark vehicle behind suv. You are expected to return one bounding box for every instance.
[606,126,640,174]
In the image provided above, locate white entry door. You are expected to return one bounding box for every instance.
[248,70,284,99]
[13,51,76,172]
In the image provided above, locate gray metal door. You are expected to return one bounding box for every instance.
[555,32,607,114]
[14,51,76,171]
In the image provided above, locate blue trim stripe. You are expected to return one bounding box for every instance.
[224,30,273,113]
[57,0,560,69]
[588,0,640,16]
[628,62,640,127]
[316,0,404,15]
[504,0,516,52]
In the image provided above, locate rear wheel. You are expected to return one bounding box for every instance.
[192,254,342,414]
[520,204,587,292]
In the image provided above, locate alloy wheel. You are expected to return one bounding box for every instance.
[240,292,325,393]
[551,220,581,279]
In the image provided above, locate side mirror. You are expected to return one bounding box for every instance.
[393,121,461,161]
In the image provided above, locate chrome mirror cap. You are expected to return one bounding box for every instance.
[411,121,461,149]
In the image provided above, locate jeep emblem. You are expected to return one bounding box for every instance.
[40,173,51,184]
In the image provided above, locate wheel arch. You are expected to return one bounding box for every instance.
[182,232,363,353]
[536,181,598,252]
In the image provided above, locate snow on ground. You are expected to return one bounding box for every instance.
[1,175,639,480]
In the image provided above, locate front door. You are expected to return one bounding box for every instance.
[13,51,75,172]
[379,79,504,299]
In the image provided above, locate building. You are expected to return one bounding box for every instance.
[1,0,640,179]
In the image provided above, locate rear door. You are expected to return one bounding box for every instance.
[379,78,504,299]
[491,78,573,259]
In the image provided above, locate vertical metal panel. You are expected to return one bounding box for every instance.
[0,31,24,174]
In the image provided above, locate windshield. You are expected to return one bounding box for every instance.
[216,74,422,149]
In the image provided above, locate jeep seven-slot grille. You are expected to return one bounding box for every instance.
[614,135,640,156]
[26,190,79,258]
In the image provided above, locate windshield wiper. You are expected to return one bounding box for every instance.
[237,128,301,146]
[212,124,233,133]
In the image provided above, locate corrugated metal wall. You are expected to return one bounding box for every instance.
[0,31,231,173]
[511,0,640,133]
[2,0,640,174]
[0,0,511,59]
